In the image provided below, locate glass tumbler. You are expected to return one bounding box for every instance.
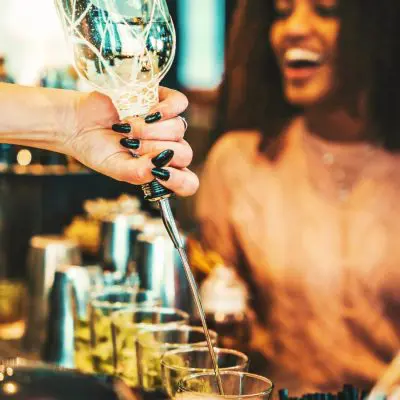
[177,371,274,400]
[161,347,248,398]
[111,306,189,388]
[136,325,218,392]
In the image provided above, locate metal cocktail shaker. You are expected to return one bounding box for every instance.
[135,229,192,313]
[23,235,81,352]
[98,213,146,280]
[42,264,103,368]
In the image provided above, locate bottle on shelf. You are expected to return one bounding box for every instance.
[192,264,251,348]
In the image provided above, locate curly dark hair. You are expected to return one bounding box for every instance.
[214,0,400,152]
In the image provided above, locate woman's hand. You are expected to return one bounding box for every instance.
[64,87,199,197]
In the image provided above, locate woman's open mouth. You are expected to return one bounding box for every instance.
[283,48,324,81]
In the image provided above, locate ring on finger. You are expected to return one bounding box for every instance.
[178,115,188,132]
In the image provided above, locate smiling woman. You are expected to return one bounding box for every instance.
[270,0,340,106]
[196,0,400,395]
[214,0,400,147]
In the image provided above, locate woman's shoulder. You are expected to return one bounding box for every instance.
[207,130,263,166]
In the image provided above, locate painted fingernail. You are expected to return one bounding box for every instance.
[152,168,170,181]
[151,149,174,168]
[112,123,131,133]
[145,111,162,124]
[120,137,140,150]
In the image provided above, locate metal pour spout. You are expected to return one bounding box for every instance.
[156,197,225,395]
[143,181,224,393]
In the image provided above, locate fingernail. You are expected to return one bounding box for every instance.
[120,137,140,150]
[152,168,170,181]
[145,111,162,124]
[151,149,174,168]
[112,123,131,133]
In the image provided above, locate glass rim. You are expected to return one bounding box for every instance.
[134,288,160,295]
[160,347,249,372]
[91,284,137,296]
[178,371,274,399]
[126,288,162,302]
[0,281,25,295]
[110,306,189,326]
[136,325,218,350]
[90,285,138,310]
[91,287,161,305]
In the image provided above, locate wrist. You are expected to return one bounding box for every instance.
[0,84,83,154]
[53,89,85,156]
[64,90,120,158]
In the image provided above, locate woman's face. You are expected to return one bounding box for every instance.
[270,0,340,107]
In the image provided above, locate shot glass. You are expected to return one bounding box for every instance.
[161,347,248,398]
[0,280,26,340]
[73,269,141,373]
[177,371,274,400]
[137,326,218,392]
[111,307,189,389]
[89,287,161,375]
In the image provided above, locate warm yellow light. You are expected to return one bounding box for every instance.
[2,382,19,395]
[16,149,32,166]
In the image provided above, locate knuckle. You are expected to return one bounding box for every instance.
[164,92,189,117]
[133,122,146,139]
[123,117,135,124]
[189,174,200,195]
[174,119,185,140]
[176,173,188,193]
[177,172,199,196]
[130,165,147,184]
[122,116,139,128]
[136,141,148,155]
[180,93,189,111]
[180,146,193,167]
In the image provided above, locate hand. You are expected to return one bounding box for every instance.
[63,87,199,197]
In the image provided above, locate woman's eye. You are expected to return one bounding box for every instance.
[315,4,339,17]
[274,6,292,19]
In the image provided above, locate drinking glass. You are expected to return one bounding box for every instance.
[74,278,153,372]
[0,280,26,340]
[177,371,274,400]
[72,267,141,372]
[161,347,249,398]
[136,326,218,392]
[89,286,161,374]
[111,307,189,389]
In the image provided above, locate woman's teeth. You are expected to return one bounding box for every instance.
[284,48,322,68]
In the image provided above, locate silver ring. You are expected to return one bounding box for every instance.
[178,115,188,132]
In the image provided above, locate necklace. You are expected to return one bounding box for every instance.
[301,128,379,203]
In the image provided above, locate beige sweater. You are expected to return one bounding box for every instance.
[196,117,400,394]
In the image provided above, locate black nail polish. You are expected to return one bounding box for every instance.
[152,168,170,181]
[112,123,131,133]
[120,137,140,150]
[151,149,174,168]
[145,111,162,124]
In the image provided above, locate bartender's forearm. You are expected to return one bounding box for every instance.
[0,83,81,153]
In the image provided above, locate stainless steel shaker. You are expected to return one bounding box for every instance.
[98,213,146,281]
[42,264,103,368]
[135,228,192,313]
[23,235,81,352]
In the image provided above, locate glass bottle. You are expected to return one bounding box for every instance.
[192,264,251,348]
